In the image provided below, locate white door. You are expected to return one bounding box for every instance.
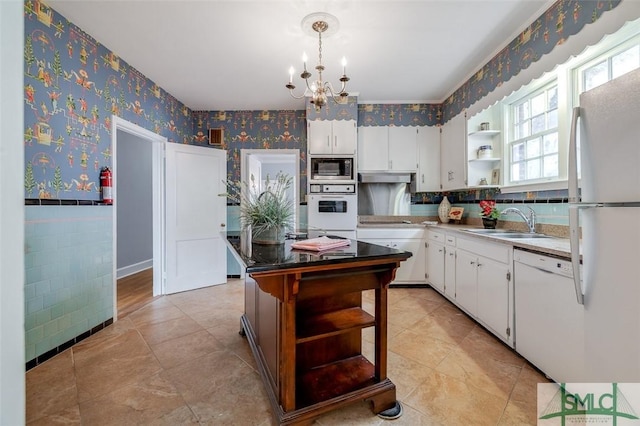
[165,143,227,294]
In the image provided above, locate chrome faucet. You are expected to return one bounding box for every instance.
[501,206,537,233]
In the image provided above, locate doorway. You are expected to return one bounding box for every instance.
[112,116,165,320]
[240,149,300,229]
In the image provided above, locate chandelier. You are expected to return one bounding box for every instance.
[286,12,350,112]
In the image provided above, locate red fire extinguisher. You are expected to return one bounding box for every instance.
[100,167,113,205]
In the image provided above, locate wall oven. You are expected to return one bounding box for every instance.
[307,184,357,239]
[309,157,354,182]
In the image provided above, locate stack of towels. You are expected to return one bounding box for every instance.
[291,236,351,252]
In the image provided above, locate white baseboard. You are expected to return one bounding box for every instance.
[117,259,153,279]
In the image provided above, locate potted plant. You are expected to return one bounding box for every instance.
[224,172,294,244]
[479,200,500,229]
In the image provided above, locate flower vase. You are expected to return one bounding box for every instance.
[438,196,451,223]
[482,218,497,229]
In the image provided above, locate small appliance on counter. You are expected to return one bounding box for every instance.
[357,172,413,216]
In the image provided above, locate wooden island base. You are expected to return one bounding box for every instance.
[237,253,409,426]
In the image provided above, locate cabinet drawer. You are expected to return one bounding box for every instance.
[357,227,424,240]
[445,235,456,246]
[427,230,444,243]
[457,237,510,263]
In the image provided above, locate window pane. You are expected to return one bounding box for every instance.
[543,154,558,177]
[531,93,545,116]
[612,45,639,79]
[584,61,608,91]
[517,122,530,139]
[512,163,523,181]
[548,109,558,128]
[527,159,541,179]
[512,142,525,161]
[515,101,529,122]
[531,114,545,134]
[548,86,558,110]
[543,133,558,155]
[527,138,540,158]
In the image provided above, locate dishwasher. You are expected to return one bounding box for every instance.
[514,249,584,383]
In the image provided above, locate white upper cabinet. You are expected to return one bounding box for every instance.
[357,126,388,170]
[416,126,440,192]
[308,120,357,156]
[440,112,467,190]
[358,126,418,172]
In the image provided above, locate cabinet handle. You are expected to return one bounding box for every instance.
[389,160,393,169]
[421,174,424,183]
[334,135,337,147]
[470,261,475,265]
[477,263,482,267]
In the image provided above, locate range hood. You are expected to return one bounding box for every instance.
[358,172,412,183]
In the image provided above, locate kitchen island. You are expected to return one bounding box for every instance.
[226,233,411,425]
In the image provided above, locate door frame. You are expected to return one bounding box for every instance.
[111,116,166,320]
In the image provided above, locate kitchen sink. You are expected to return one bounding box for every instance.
[495,233,552,239]
[465,229,514,234]
[465,229,552,239]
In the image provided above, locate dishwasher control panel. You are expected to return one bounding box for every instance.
[514,249,574,278]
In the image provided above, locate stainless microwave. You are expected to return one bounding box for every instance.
[309,157,354,181]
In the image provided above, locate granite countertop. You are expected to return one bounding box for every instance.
[357,217,573,259]
[225,231,412,274]
[424,223,573,259]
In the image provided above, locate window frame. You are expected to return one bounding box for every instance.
[498,20,640,193]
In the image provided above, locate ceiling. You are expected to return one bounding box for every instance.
[47,0,553,112]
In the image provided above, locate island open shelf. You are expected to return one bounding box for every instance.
[227,235,411,425]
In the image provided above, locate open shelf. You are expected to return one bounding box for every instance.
[468,130,501,137]
[296,355,376,408]
[468,157,501,162]
[296,307,375,343]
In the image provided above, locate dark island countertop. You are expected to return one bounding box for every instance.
[226,231,412,274]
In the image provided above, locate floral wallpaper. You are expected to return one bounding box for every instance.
[24,0,622,201]
[442,0,622,123]
[358,103,441,127]
[193,110,307,196]
[23,0,194,201]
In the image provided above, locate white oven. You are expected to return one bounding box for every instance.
[307,184,357,237]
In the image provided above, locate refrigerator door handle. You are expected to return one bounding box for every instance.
[568,205,584,305]
[569,203,603,305]
[568,106,580,203]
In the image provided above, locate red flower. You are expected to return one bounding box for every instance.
[479,200,499,219]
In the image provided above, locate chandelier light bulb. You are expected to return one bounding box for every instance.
[288,66,294,83]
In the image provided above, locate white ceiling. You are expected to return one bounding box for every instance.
[47,0,553,112]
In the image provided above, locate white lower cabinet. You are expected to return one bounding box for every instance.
[456,236,513,345]
[425,231,445,292]
[357,228,425,284]
[426,229,514,347]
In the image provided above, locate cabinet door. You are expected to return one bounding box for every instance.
[444,248,456,299]
[358,126,389,171]
[455,250,477,316]
[308,120,333,155]
[477,256,510,341]
[426,241,445,292]
[392,239,425,283]
[417,126,441,192]
[440,113,467,190]
[388,127,418,171]
[331,120,357,155]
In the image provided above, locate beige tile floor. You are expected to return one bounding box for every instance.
[26,279,551,425]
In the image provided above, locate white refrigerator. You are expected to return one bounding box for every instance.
[569,67,640,382]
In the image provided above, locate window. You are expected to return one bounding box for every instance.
[499,20,640,191]
[581,44,640,92]
[508,83,559,183]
